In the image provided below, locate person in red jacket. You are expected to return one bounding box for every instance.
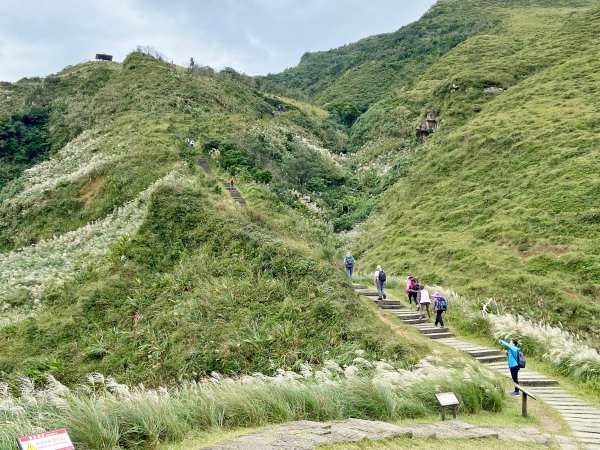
[229,176,235,189]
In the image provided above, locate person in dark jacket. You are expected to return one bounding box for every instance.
[433,292,447,327]
[499,339,521,396]
[343,252,355,279]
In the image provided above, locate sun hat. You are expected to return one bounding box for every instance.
[433,291,441,298]
[376,265,382,270]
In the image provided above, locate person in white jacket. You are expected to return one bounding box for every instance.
[374,265,386,300]
[418,285,431,320]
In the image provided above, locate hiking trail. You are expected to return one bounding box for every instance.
[195,156,246,206]
[354,284,600,449]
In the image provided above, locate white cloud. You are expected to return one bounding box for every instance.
[0,0,436,81]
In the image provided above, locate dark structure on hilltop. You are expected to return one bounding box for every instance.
[95,54,113,61]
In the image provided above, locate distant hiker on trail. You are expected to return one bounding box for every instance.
[407,277,419,307]
[499,339,523,396]
[343,252,355,279]
[229,176,235,189]
[418,285,431,319]
[374,265,386,301]
[433,291,447,328]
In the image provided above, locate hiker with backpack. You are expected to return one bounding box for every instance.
[499,339,525,396]
[374,265,386,300]
[407,277,419,307]
[418,285,431,319]
[343,252,355,279]
[433,291,447,327]
[229,176,235,189]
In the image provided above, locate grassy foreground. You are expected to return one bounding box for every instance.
[0,352,503,450]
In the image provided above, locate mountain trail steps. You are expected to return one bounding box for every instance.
[195,156,246,206]
[353,284,600,449]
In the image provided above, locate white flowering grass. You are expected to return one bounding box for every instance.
[0,166,190,305]
[6,130,115,202]
[430,284,600,386]
[489,313,600,383]
[0,355,503,449]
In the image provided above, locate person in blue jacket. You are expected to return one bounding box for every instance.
[499,339,521,396]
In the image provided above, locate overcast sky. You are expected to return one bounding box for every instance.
[0,0,436,82]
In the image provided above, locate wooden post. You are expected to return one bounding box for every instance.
[440,406,446,421]
[514,384,535,418]
[452,404,457,419]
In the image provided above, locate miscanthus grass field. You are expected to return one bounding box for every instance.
[0,354,503,449]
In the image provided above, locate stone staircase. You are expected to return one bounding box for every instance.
[353,284,453,341]
[221,181,247,205]
[195,156,246,206]
[353,284,600,449]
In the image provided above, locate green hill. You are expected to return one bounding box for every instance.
[353,1,600,334]
[265,0,600,334]
[263,0,498,108]
[0,52,424,384]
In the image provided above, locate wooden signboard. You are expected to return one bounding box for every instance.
[16,429,75,450]
[435,392,459,421]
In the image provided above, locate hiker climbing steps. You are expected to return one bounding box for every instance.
[353,284,600,449]
[195,156,246,206]
[221,180,246,205]
[353,284,454,340]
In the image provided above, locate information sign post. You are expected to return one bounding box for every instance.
[435,392,460,421]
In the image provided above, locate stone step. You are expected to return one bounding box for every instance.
[428,332,454,339]
[540,398,590,404]
[563,415,600,421]
[573,431,600,441]
[571,424,600,433]
[539,397,585,402]
[379,301,402,307]
[419,328,449,335]
[394,313,421,319]
[545,402,593,407]
[553,408,600,414]
[401,318,429,325]
[565,408,600,419]
[529,387,564,392]
[466,349,503,358]
[352,284,368,290]
[475,355,506,364]
[357,291,379,297]
[518,379,558,387]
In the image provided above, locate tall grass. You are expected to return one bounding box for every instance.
[436,285,600,394]
[0,356,503,449]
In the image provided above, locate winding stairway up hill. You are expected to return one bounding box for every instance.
[196,156,246,206]
[354,284,600,449]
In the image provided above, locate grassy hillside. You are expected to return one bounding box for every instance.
[0,166,424,384]
[357,2,600,335]
[0,51,429,385]
[263,0,498,108]
[0,52,349,252]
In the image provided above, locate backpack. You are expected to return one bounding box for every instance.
[436,297,447,311]
[518,350,526,368]
[344,256,355,268]
[378,270,386,282]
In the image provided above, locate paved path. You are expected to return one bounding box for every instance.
[354,284,600,449]
[201,418,554,449]
[195,156,246,206]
